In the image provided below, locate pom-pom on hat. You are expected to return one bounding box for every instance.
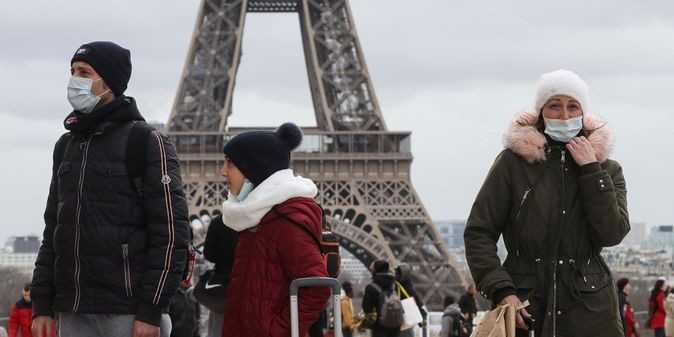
[534,69,591,115]
[222,122,303,186]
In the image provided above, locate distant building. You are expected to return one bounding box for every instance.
[12,235,40,254]
[435,220,466,249]
[0,252,37,276]
[642,225,674,250]
[622,222,647,247]
[0,236,41,276]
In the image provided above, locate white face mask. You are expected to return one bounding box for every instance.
[67,76,109,114]
[231,179,254,202]
[543,116,583,143]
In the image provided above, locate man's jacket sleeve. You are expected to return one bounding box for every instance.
[136,131,190,326]
[31,135,69,318]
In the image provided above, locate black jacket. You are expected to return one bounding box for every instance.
[203,215,239,287]
[31,97,190,326]
[362,273,400,337]
[458,293,477,316]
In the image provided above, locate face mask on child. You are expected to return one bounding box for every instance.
[232,179,254,202]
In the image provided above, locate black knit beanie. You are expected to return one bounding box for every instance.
[223,123,303,186]
[71,41,132,96]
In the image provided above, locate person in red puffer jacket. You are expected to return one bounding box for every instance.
[220,123,330,337]
[649,279,667,337]
[9,284,33,337]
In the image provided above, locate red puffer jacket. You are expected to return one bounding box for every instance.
[9,299,33,337]
[222,197,330,337]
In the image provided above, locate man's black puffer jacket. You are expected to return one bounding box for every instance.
[31,96,190,326]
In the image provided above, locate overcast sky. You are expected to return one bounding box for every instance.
[1,0,673,244]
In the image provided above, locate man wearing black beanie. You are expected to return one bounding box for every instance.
[31,41,189,337]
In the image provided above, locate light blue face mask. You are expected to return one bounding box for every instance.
[67,76,109,114]
[544,116,583,143]
[232,179,254,202]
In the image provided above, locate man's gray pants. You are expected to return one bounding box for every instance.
[57,313,172,337]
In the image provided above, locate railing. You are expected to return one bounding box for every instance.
[169,130,413,156]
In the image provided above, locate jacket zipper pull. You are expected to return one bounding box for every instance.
[561,149,566,164]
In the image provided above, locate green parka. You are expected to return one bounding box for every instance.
[465,113,629,337]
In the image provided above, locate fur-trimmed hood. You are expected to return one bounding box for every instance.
[503,111,614,163]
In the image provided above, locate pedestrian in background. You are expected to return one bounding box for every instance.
[8,284,33,337]
[649,279,667,337]
[395,264,426,337]
[341,282,355,337]
[458,284,478,336]
[440,295,467,337]
[362,260,401,337]
[617,278,638,337]
[664,287,674,337]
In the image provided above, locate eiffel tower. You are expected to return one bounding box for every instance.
[166,0,464,309]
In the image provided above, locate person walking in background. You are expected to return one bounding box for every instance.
[664,287,674,337]
[395,263,427,336]
[219,123,330,337]
[440,295,467,337]
[30,41,190,337]
[362,260,401,337]
[8,284,33,337]
[458,284,478,336]
[341,282,355,337]
[649,279,667,337]
[617,278,638,337]
[464,69,630,337]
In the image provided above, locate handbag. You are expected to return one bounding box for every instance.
[193,269,228,313]
[397,282,423,331]
[470,304,517,337]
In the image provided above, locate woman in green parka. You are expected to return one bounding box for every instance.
[464,69,629,337]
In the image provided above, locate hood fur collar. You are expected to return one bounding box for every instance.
[503,112,614,163]
[222,169,318,232]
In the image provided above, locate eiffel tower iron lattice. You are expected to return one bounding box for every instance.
[166,0,465,309]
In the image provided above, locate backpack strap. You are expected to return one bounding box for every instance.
[126,121,154,197]
[271,206,324,254]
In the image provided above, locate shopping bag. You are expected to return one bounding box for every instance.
[400,297,424,331]
[470,304,516,337]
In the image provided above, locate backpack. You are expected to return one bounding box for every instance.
[370,283,405,329]
[443,311,467,337]
[272,205,341,278]
[54,121,196,285]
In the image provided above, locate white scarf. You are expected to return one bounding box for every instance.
[222,169,318,232]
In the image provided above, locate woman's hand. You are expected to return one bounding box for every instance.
[500,295,531,330]
[566,136,598,166]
